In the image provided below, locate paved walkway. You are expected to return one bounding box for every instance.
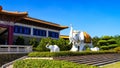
[6,65,13,68]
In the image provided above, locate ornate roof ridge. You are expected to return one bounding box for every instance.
[24,16,68,29]
[0,10,28,16]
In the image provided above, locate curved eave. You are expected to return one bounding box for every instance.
[59,26,68,30]
[23,17,68,30]
[0,10,28,16]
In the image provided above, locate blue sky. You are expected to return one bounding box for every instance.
[0,0,120,37]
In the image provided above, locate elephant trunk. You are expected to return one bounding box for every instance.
[46,43,49,48]
[69,25,73,44]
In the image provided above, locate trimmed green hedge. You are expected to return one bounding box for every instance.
[100,46,109,50]
[28,51,117,57]
[100,44,119,50]
[13,59,97,68]
[114,47,120,52]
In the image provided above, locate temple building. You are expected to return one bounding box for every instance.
[0,6,68,45]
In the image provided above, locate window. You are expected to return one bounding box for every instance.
[33,28,46,36]
[14,25,31,35]
[48,31,59,38]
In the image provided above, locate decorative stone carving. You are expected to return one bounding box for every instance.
[69,25,93,51]
[46,43,60,52]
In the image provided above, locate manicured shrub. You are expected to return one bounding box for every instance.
[108,44,118,49]
[101,36,112,40]
[97,40,108,46]
[100,44,118,50]
[100,46,109,50]
[114,47,120,52]
[13,59,97,68]
[28,51,117,57]
[107,39,117,44]
[97,36,118,47]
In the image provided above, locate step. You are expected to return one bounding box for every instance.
[71,58,120,66]
[54,54,120,66]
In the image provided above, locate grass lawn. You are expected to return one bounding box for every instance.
[101,62,120,68]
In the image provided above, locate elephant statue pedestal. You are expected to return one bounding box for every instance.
[90,47,99,51]
[70,44,78,51]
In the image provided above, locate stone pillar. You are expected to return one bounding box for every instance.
[8,26,14,45]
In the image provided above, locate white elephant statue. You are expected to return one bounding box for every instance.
[69,25,93,51]
[90,47,99,51]
[46,43,60,52]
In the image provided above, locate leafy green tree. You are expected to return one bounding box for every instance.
[36,37,51,51]
[35,38,71,51]
[64,40,72,51]
[92,36,100,47]
[56,38,66,51]
[101,36,112,40]
[55,38,71,51]
[114,35,120,45]
[0,38,5,44]
[15,36,25,45]
[29,38,39,47]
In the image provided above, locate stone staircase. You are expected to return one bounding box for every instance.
[54,54,120,66]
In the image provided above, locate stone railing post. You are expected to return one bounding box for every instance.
[8,46,10,52]
[17,46,19,52]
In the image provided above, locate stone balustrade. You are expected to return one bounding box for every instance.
[0,45,32,53]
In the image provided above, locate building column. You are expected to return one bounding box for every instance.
[46,30,48,37]
[31,27,33,36]
[8,26,14,45]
